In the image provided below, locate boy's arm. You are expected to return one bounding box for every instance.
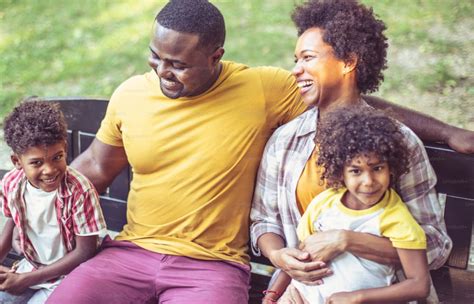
[0,235,97,294]
[0,219,14,263]
[365,95,474,154]
[327,249,430,303]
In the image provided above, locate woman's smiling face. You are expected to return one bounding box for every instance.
[292,27,348,108]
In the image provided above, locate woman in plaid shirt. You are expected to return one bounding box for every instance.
[250,0,452,302]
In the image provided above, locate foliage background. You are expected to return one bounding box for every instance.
[1,0,473,130]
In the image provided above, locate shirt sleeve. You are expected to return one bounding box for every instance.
[397,126,452,269]
[71,188,107,236]
[250,133,286,256]
[95,85,125,147]
[258,67,306,128]
[379,194,426,250]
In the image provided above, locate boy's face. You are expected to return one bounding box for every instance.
[342,153,390,210]
[11,141,67,193]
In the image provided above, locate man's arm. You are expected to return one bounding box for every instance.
[71,138,129,193]
[365,95,474,154]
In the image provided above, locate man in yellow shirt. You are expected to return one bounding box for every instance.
[47,1,474,303]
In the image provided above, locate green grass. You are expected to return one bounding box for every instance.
[1,0,473,129]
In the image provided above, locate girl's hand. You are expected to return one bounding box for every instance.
[326,291,361,304]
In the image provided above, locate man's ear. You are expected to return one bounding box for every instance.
[343,53,358,75]
[211,47,225,65]
[10,154,22,170]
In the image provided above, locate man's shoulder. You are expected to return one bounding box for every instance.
[113,71,155,95]
[222,61,291,80]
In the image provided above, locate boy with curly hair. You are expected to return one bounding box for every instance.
[0,98,106,303]
[266,108,430,304]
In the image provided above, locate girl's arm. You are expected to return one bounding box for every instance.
[0,219,14,263]
[262,271,292,303]
[327,249,430,304]
[0,235,97,294]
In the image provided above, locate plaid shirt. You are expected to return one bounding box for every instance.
[250,107,452,269]
[1,167,106,269]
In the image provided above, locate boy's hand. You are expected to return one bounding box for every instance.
[0,271,29,295]
[325,291,361,304]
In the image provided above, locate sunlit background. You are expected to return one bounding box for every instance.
[1,0,473,168]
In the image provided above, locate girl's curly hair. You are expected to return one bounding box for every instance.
[316,107,410,188]
[3,97,67,154]
[292,0,388,94]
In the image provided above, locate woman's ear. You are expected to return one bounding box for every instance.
[343,53,358,75]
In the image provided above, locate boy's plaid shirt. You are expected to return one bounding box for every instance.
[1,166,106,268]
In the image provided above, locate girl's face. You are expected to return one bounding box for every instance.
[341,153,390,210]
[292,27,347,108]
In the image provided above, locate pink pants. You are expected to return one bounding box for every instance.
[46,237,250,304]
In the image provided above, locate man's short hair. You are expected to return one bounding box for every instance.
[156,0,226,51]
[3,97,68,154]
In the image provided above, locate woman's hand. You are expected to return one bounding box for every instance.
[269,248,332,285]
[300,230,346,263]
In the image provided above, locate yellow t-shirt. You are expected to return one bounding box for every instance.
[298,188,426,250]
[96,61,305,264]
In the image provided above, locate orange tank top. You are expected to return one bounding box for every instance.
[296,147,326,214]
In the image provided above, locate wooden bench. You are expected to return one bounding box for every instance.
[1,97,473,303]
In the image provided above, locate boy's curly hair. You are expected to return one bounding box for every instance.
[316,108,410,188]
[292,0,388,94]
[3,98,68,154]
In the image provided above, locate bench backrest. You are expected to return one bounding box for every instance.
[2,97,473,303]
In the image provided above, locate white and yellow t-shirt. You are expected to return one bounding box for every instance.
[294,187,426,303]
[96,61,305,264]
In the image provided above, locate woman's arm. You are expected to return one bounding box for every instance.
[365,95,474,154]
[0,235,97,294]
[327,249,430,303]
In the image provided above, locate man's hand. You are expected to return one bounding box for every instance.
[325,291,361,304]
[446,127,474,154]
[0,266,29,295]
[269,248,332,285]
[300,230,346,263]
[278,284,310,304]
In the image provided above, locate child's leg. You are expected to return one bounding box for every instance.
[0,289,36,303]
